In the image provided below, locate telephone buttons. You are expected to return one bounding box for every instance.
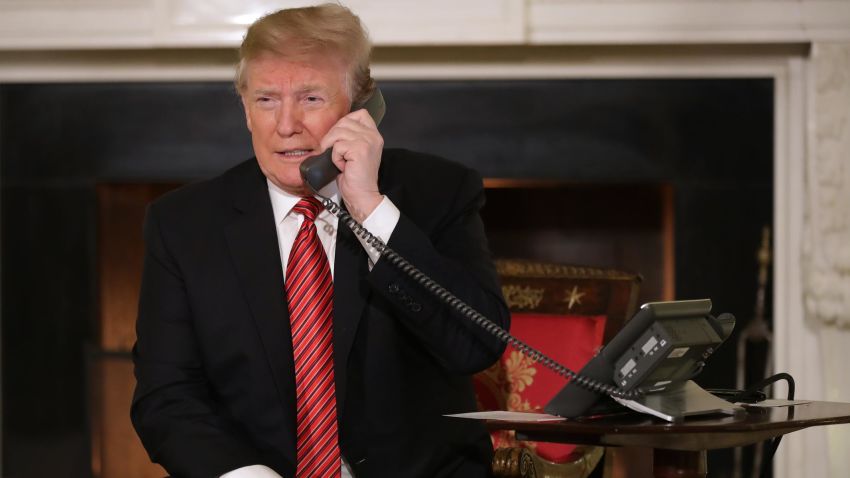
[388,283,400,294]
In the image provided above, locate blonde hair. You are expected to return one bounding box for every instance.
[235,3,375,105]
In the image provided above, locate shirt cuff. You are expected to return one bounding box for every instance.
[357,195,400,269]
[220,465,283,478]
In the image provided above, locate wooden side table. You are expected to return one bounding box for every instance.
[486,401,850,477]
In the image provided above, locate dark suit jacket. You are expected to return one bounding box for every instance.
[131,148,510,478]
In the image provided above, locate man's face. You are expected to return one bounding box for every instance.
[241,53,351,195]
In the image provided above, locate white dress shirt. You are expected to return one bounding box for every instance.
[220,179,400,478]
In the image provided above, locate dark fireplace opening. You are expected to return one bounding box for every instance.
[482,181,673,305]
[1,78,773,477]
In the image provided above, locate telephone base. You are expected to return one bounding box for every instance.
[613,380,745,423]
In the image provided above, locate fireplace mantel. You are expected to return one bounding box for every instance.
[0,0,848,49]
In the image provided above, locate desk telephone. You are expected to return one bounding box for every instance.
[299,87,745,421]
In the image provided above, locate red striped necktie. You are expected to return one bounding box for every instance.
[285,197,340,478]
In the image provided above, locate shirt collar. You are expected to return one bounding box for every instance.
[267,179,340,224]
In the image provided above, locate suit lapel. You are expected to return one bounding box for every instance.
[219,156,405,428]
[332,171,404,414]
[223,162,297,436]
[332,209,369,414]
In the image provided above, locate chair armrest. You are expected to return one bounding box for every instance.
[492,446,604,478]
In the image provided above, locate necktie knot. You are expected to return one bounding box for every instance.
[292,197,323,223]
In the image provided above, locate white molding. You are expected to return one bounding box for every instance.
[803,43,850,328]
[0,47,800,83]
[0,2,155,50]
[796,41,850,476]
[0,50,239,83]
[772,54,831,478]
[371,55,795,80]
[151,0,527,47]
[0,0,526,50]
[362,0,526,45]
[1,1,849,49]
[529,1,850,44]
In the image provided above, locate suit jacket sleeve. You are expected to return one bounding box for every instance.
[366,160,510,374]
[131,202,263,478]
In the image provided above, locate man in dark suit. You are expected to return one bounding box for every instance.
[131,4,510,478]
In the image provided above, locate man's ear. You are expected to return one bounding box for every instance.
[240,95,253,132]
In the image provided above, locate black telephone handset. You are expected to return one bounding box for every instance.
[300,88,386,193]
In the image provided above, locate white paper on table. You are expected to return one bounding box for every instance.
[444,411,566,422]
[738,399,812,408]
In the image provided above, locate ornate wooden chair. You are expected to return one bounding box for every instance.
[474,259,642,478]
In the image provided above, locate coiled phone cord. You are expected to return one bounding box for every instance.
[319,195,644,400]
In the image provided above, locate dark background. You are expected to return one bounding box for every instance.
[1,78,774,476]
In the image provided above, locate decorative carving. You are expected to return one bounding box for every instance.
[563,285,586,310]
[804,42,850,328]
[502,284,545,310]
[803,42,850,478]
[496,258,639,281]
[492,447,538,478]
[492,445,604,478]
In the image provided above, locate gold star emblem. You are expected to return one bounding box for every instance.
[564,285,585,310]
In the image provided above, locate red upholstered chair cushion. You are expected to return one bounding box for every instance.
[473,312,606,463]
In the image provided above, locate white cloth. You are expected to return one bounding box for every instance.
[220,461,355,478]
[219,180,400,478]
[220,465,282,478]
